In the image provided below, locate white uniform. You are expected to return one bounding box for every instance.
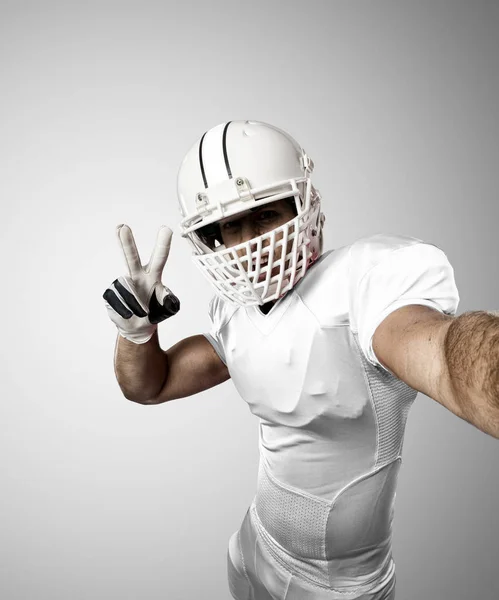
[205,233,460,600]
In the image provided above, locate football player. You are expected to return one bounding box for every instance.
[103,120,499,600]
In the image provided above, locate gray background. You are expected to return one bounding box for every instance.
[1,1,498,599]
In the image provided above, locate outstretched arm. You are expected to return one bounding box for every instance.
[372,305,499,439]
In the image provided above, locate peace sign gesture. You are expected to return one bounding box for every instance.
[103,224,180,344]
[118,224,171,281]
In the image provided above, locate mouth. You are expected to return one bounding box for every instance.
[251,256,268,270]
[256,263,281,283]
[249,250,286,282]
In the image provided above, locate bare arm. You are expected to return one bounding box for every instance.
[114,331,230,405]
[373,305,499,438]
[443,310,499,437]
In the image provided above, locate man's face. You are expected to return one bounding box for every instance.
[218,198,297,280]
[219,198,296,248]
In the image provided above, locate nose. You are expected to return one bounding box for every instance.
[240,221,258,244]
[235,222,259,261]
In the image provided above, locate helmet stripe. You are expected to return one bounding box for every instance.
[222,121,233,179]
[198,131,208,188]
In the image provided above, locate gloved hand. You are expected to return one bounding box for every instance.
[103,224,180,344]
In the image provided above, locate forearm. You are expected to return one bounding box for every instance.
[114,330,169,404]
[444,311,499,438]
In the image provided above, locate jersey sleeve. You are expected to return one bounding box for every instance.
[203,295,227,365]
[349,235,460,372]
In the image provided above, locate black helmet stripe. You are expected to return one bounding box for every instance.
[222,121,233,179]
[198,131,208,188]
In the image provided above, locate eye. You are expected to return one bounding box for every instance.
[221,219,240,231]
[256,210,278,221]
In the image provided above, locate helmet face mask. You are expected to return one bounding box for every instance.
[196,196,298,251]
[177,120,325,306]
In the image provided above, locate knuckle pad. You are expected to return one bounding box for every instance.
[103,288,133,319]
[148,289,180,324]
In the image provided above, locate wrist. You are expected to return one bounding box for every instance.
[119,323,157,345]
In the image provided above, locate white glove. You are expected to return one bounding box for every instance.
[103,224,180,344]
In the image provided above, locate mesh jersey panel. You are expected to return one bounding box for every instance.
[255,459,331,560]
[354,333,418,468]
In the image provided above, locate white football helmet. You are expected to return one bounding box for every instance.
[177,120,325,306]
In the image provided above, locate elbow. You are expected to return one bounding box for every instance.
[127,395,157,406]
[119,388,160,405]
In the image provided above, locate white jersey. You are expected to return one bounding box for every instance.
[206,233,459,593]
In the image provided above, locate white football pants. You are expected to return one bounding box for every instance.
[227,503,396,600]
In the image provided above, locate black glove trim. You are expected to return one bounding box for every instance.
[113,279,148,318]
[149,289,180,324]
